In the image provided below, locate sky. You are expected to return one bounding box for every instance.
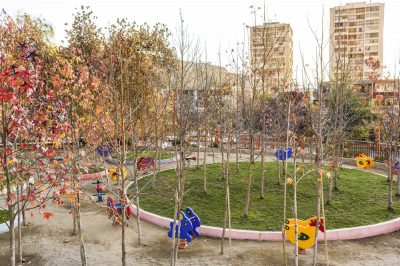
[2,0,400,82]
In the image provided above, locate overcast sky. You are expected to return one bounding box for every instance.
[2,0,400,82]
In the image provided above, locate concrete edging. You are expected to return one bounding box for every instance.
[79,170,108,180]
[128,204,400,241]
[107,156,177,166]
[125,166,400,241]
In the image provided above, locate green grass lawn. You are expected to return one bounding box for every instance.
[0,209,9,223]
[135,162,400,231]
[113,150,175,160]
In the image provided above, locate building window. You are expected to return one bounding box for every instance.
[366,19,379,25]
[368,32,379,38]
[366,6,379,12]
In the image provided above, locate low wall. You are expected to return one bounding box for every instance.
[107,156,177,166]
[129,203,400,241]
[126,167,400,242]
[79,170,108,181]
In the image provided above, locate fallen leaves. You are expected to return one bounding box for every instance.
[42,212,54,220]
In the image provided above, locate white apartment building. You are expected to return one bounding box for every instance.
[329,2,384,82]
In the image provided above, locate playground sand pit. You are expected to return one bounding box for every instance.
[0,155,399,265]
[0,194,399,266]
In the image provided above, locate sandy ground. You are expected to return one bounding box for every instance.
[0,152,399,265]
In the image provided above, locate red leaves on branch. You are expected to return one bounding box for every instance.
[0,88,14,101]
[4,147,13,155]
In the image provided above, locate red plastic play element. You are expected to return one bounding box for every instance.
[106,196,133,226]
[137,156,155,170]
[309,218,325,232]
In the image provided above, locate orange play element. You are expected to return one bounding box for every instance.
[178,239,188,249]
[355,153,375,169]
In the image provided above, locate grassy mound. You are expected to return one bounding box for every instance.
[135,162,400,231]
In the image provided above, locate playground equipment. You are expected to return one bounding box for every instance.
[108,166,127,181]
[185,156,197,166]
[284,216,324,253]
[275,147,293,161]
[355,153,374,169]
[106,196,133,226]
[184,207,201,238]
[92,180,105,202]
[96,144,112,157]
[168,208,201,249]
[137,157,155,170]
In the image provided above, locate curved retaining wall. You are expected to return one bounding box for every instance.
[79,170,107,180]
[129,204,400,241]
[126,167,400,241]
[107,156,177,165]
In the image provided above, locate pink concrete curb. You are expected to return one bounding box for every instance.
[127,167,400,241]
[79,170,107,180]
[130,205,400,241]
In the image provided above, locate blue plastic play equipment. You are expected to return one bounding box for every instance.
[275,147,293,161]
[185,207,201,238]
[168,211,193,242]
[97,145,112,157]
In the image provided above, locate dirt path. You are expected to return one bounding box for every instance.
[0,152,399,265]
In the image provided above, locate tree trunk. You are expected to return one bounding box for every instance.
[220,131,225,179]
[72,203,77,236]
[312,174,322,266]
[277,158,281,185]
[235,135,240,172]
[22,184,28,226]
[220,163,228,255]
[76,192,87,266]
[244,127,255,217]
[243,163,253,218]
[320,177,329,265]
[203,129,208,193]
[170,191,179,266]
[396,171,400,197]
[133,147,142,245]
[388,161,394,210]
[197,128,200,169]
[4,102,16,266]
[327,176,333,206]
[9,215,16,266]
[211,127,215,163]
[260,143,265,199]
[17,184,23,264]
[282,100,290,266]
